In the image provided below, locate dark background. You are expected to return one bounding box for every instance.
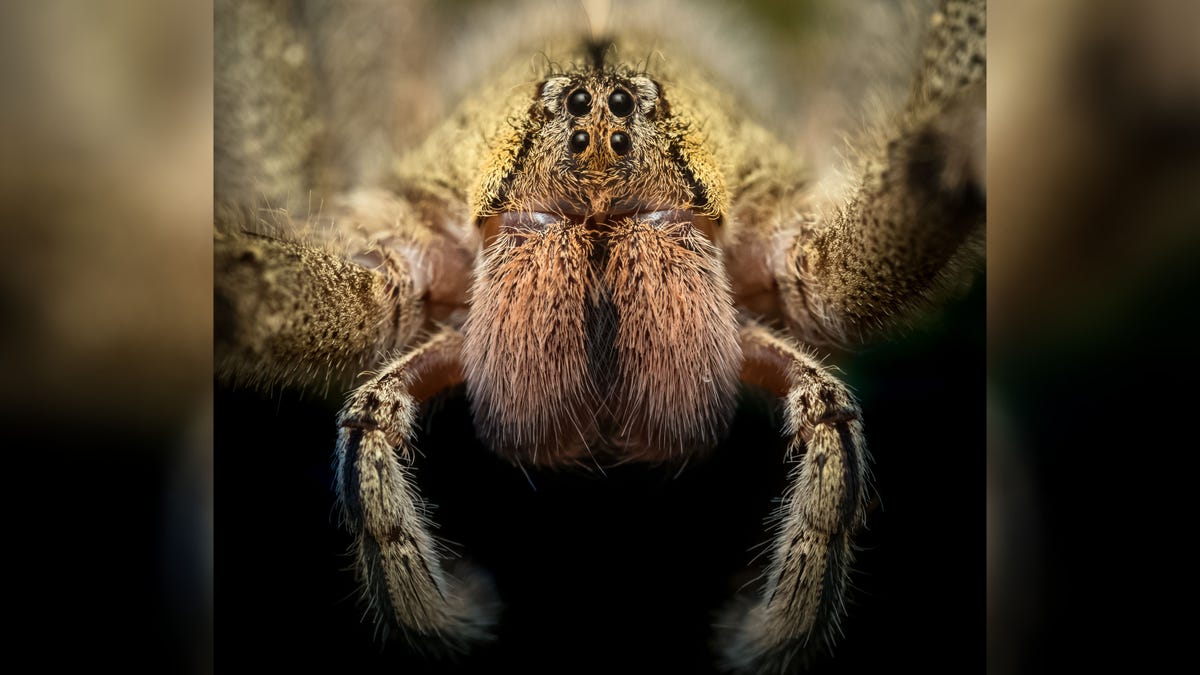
[214,283,984,674]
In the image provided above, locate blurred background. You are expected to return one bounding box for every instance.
[988,1,1200,672]
[0,0,1195,672]
[0,1,213,673]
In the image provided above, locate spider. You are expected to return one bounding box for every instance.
[215,0,984,671]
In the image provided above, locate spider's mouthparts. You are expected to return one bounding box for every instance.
[465,199,741,465]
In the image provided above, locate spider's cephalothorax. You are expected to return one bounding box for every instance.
[215,1,985,671]
[464,45,741,465]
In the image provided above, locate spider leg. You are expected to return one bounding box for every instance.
[215,227,424,391]
[215,178,480,394]
[335,325,497,651]
[778,0,986,346]
[716,322,869,673]
[215,1,459,392]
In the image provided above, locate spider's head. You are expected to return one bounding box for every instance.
[472,58,727,225]
[462,49,741,465]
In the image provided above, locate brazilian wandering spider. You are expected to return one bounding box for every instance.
[215,0,985,671]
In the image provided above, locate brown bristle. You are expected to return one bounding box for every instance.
[462,226,598,462]
[464,216,742,465]
[603,219,742,456]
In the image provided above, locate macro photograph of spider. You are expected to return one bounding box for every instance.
[215,0,984,672]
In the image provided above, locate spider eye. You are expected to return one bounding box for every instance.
[569,130,590,154]
[566,88,592,116]
[610,131,631,156]
[608,88,634,117]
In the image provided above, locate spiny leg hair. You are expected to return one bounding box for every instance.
[214,187,445,393]
[215,229,421,391]
[718,323,869,673]
[334,326,497,651]
[780,0,986,346]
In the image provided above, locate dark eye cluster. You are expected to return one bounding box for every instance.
[607,89,634,117]
[566,88,592,116]
[566,85,635,156]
